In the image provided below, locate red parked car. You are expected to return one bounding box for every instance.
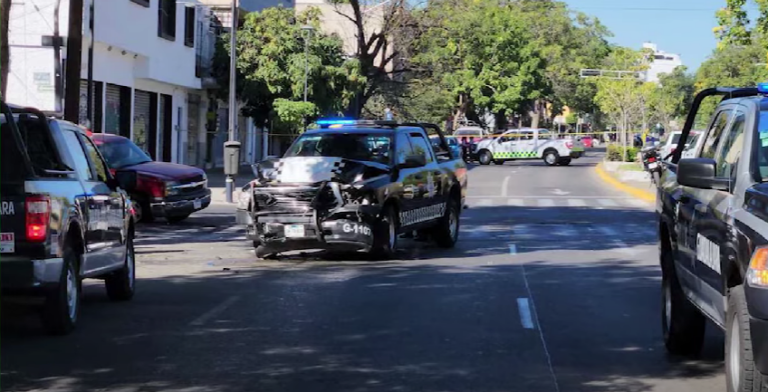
[91,134,211,223]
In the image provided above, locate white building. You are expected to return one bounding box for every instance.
[642,42,683,84]
[7,0,221,166]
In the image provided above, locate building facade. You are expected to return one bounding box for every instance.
[7,0,219,166]
[642,42,683,84]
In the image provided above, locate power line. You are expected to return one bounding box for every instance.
[570,6,760,12]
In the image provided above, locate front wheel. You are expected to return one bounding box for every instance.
[132,196,154,223]
[478,150,492,166]
[661,251,705,355]
[558,158,572,166]
[543,150,559,166]
[726,285,764,392]
[105,231,136,301]
[492,160,504,165]
[371,206,398,259]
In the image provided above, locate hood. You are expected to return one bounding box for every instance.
[126,161,204,180]
[255,156,389,185]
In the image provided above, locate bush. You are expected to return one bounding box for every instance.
[606,145,640,162]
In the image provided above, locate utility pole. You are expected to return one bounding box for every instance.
[86,0,94,129]
[63,0,84,122]
[225,0,238,203]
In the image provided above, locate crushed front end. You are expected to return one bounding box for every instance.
[239,157,388,255]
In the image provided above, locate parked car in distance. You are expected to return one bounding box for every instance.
[577,135,595,148]
[91,134,211,223]
[1,101,136,335]
[432,135,462,159]
[453,126,486,144]
[660,130,699,161]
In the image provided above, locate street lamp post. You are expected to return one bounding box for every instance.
[225,0,238,203]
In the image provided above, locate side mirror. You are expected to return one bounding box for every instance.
[400,154,426,168]
[114,170,138,191]
[678,158,728,190]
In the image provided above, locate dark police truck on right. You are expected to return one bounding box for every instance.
[657,84,768,392]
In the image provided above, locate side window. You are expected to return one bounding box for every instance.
[408,133,434,163]
[700,110,732,159]
[715,111,746,181]
[80,134,109,183]
[395,133,413,165]
[61,130,94,180]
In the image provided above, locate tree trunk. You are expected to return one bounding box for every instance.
[1,0,11,98]
[528,100,541,129]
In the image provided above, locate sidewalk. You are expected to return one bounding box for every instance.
[595,161,655,202]
[206,165,254,204]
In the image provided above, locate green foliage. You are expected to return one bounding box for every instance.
[715,0,751,47]
[214,7,364,133]
[648,66,694,130]
[606,145,640,162]
[565,113,577,125]
[272,99,318,133]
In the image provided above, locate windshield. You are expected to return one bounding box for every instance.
[285,133,392,165]
[684,134,699,150]
[670,133,682,145]
[96,138,153,169]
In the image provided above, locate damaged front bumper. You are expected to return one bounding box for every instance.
[238,182,382,254]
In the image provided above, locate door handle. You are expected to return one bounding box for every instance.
[695,204,708,214]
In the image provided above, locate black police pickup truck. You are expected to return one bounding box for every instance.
[1,101,136,335]
[236,120,468,258]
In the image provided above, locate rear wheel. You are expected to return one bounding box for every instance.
[478,150,492,166]
[433,198,460,248]
[661,249,705,355]
[41,246,80,335]
[543,150,559,166]
[105,230,136,301]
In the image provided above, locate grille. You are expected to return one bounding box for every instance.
[256,187,318,213]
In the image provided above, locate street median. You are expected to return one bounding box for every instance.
[595,161,655,202]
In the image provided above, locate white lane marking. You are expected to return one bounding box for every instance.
[501,176,511,197]
[552,224,577,237]
[597,226,618,236]
[517,298,534,329]
[189,296,240,326]
[567,199,586,207]
[613,240,635,255]
[538,199,555,207]
[466,195,628,199]
[513,224,533,238]
[519,265,561,392]
[476,199,493,207]
[598,199,619,207]
[509,244,517,254]
[507,198,525,207]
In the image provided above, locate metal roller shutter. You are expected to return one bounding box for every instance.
[133,90,151,151]
[105,84,122,134]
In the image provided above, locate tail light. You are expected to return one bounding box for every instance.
[138,174,166,199]
[565,141,573,149]
[26,195,51,242]
[648,157,656,163]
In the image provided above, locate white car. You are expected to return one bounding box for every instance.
[660,131,700,160]
[474,128,585,166]
[680,132,705,159]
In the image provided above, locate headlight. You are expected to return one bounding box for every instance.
[165,181,180,196]
[237,190,252,209]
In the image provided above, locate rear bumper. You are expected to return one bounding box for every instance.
[570,150,584,158]
[151,190,211,217]
[1,257,63,293]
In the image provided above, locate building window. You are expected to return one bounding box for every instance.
[184,6,195,48]
[130,0,149,7]
[158,0,176,41]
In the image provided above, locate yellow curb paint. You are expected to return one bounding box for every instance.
[595,163,655,203]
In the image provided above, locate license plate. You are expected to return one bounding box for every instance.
[648,162,658,170]
[0,233,15,253]
[193,199,202,209]
[284,224,305,238]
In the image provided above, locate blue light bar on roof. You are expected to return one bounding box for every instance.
[759,83,768,94]
[316,118,357,126]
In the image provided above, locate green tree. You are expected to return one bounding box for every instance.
[715,0,751,48]
[215,7,364,134]
[648,66,694,131]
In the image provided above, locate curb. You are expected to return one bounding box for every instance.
[595,162,655,202]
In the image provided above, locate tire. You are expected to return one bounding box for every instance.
[543,150,559,166]
[166,213,191,224]
[371,205,398,259]
[41,246,80,335]
[661,250,705,356]
[558,158,572,166]
[726,285,765,392]
[492,160,504,165]
[132,196,154,223]
[105,230,136,301]
[478,150,492,166]
[433,198,460,248]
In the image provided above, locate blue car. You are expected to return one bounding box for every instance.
[431,135,462,159]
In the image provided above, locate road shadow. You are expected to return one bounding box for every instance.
[1,254,723,392]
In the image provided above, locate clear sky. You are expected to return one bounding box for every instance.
[562,0,756,71]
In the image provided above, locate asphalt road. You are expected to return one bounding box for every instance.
[1,152,727,392]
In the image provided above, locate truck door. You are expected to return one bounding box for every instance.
[395,132,422,228]
[494,130,517,160]
[513,130,536,159]
[676,107,733,314]
[691,106,745,326]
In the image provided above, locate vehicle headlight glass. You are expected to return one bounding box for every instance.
[748,247,768,288]
[238,189,252,209]
[165,181,180,196]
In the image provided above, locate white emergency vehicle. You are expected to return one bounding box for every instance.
[474,128,585,166]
